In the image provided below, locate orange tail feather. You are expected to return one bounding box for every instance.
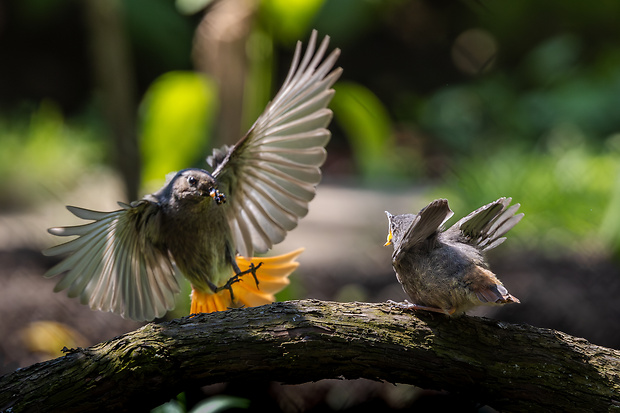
[190,289,230,314]
[190,248,303,315]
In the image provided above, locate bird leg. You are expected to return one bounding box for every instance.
[216,262,263,301]
[387,299,454,315]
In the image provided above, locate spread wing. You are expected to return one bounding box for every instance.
[43,202,181,321]
[210,30,342,258]
[395,199,454,260]
[448,197,524,251]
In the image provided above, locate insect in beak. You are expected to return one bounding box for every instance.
[209,188,227,205]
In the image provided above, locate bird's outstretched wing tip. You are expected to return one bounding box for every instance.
[217,30,341,256]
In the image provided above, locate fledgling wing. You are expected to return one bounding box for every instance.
[209,30,342,258]
[448,197,524,251]
[395,199,454,260]
[43,202,181,321]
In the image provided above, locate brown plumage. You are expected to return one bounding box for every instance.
[384,197,523,316]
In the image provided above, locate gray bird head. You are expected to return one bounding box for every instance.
[384,211,416,250]
[166,169,226,206]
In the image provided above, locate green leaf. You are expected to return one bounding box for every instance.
[190,396,250,413]
[260,0,326,43]
[176,0,215,15]
[330,81,396,181]
[139,71,218,190]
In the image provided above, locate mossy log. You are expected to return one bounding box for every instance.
[1,299,619,412]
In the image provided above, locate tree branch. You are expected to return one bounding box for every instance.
[1,299,619,412]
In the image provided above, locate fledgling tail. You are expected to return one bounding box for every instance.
[469,266,521,306]
[190,248,303,314]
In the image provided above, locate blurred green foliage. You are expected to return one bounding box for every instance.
[175,0,214,16]
[601,157,620,255]
[416,34,620,154]
[124,0,196,80]
[139,71,218,191]
[331,81,422,181]
[311,0,398,43]
[0,102,104,209]
[241,29,275,131]
[152,392,250,413]
[259,0,326,43]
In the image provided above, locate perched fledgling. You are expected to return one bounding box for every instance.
[384,197,523,316]
[43,31,342,321]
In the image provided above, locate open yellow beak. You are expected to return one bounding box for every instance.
[384,231,393,246]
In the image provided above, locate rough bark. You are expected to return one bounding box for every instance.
[1,299,619,412]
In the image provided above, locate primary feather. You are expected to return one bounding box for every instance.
[213,30,342,258]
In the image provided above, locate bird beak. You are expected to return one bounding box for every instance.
[384,231,393,246]
[384,211,394,246]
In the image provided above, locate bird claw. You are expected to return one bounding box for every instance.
[387,299,413,310]
[216,262,263,301]
[387,299,453,315]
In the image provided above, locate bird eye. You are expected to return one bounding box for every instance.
[187,176,197,186]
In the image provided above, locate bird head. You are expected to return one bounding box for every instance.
[384,211,416,249]
[169,169,226,205]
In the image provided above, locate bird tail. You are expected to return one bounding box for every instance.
[190,248,303,314]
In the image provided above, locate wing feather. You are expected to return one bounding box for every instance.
[260,109,333,138]
[260,129,330,148]
[43,203,180,321]
[213,30,341,258]
[448,197,524,251]
[395,199,454,260]
[244,171,309,216]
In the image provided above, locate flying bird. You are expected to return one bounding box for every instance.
[44,30,342,321]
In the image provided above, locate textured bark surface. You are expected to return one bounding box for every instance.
[1,299,619,412]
